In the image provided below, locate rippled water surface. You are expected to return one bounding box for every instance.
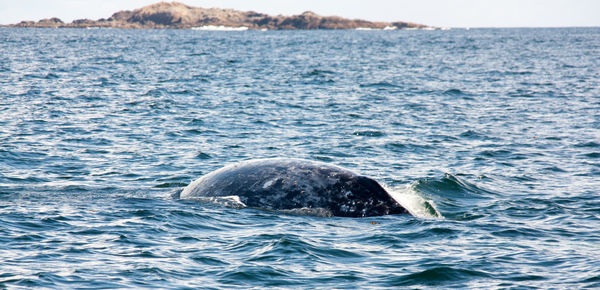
[1,27,600,288]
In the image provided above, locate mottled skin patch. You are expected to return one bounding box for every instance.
[180,158,408,217]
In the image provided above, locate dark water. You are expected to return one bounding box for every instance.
[1,27,600,288]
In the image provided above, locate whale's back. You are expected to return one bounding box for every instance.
[181,158,408,217]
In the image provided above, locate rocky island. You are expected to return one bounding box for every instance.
[5,1,429,30]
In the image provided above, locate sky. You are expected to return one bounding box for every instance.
[1,0,599,28]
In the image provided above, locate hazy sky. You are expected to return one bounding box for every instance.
[1,0,599,27]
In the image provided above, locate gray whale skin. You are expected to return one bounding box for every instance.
[180,158,408,217]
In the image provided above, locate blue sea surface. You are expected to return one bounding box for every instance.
[1,27,599,288]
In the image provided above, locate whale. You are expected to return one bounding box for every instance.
[180,158,408,217]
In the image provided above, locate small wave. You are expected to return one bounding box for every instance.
[195,152,212,160]
[385,141,435,153]
[575,141,600,148]
[303,69,335,77]
[359,81,400,89]
[406,173,498,220]
[442,88,466,96]
[154,182,188,188]
[506,70,533,75]
[412,173,495,199]
[478,149,512,158]
[187,52,209,56]
[543,166,567,173]
[394,266,491,286]
[458,129,496,140]
[581,152,600,159]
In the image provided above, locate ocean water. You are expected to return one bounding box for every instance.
[1,27,599,288]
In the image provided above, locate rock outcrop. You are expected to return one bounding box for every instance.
[7,1,429,30]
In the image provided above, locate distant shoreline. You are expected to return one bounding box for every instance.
[2,1,432,30]
[3,26,598,30]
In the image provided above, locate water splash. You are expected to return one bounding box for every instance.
[185,195,247,209]
[386,184,443,219]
